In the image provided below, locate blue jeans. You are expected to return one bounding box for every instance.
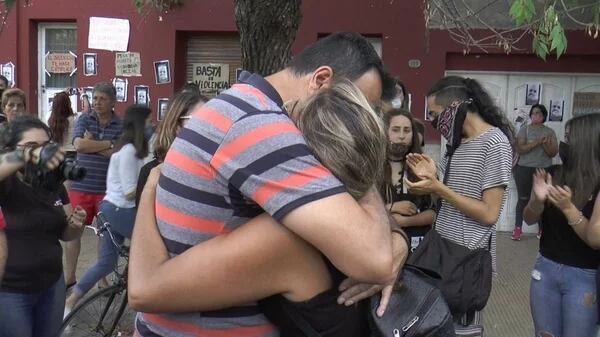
[530,255,599,337]
[74,200,136,296]
[0,275,65,337]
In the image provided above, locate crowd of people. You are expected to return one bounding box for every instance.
[0,32,598,337]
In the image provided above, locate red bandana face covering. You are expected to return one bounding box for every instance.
[432,99,472,145]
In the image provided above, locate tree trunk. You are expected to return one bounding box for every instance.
[234,0,302,76]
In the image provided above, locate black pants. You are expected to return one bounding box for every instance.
[513,165,546,229]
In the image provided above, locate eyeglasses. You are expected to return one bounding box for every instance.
[16,140,53,149]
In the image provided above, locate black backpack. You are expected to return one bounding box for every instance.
[282,264,455,337]
[368,264,455,337]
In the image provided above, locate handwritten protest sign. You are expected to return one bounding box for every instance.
[192,63,230,93]
[88,17,130,52]
[45,53,76,74]
[115,52,141,77]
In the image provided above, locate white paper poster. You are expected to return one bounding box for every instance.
[88,17,130,52]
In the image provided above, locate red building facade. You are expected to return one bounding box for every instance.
[0,0,599,144]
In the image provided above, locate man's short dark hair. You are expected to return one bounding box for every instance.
[0,75,8,87]
[287,32,396,101]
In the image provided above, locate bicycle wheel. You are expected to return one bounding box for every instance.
[59,285,136,337]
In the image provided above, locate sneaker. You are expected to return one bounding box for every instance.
[511,227,522,241]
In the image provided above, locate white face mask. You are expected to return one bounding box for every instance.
[391,97,403,109]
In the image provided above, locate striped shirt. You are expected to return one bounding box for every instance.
[71,112,123,194]
[436,127,512,272]
[136,72,345,337]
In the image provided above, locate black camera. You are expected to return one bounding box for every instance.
[38,143,86,183]
[58,158,86,181]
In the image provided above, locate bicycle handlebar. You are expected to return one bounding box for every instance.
[87,212,129,259]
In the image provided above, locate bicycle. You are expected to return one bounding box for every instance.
[59,212,135,337]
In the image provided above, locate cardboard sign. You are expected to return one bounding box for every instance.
[88,17,130,52]
[45,53,76,74]
[115,52,141,77]
[192,63,230,93]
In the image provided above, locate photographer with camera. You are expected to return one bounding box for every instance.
[66,105,150,314]
[0,116,86,337]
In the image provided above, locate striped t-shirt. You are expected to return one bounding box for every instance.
[71,112,123,194]
[436,127,512,271]
[135,72,345,337]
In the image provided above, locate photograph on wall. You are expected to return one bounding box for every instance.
[83,53,98,76]
[113,78,128,102]
[549,99,565,122]
[135,85,150,106]
[525,83,542,105]
[154,60,171,84]
[158,98,169,121]
[2,62,15,87]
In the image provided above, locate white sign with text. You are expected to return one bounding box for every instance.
[88,17,130,52]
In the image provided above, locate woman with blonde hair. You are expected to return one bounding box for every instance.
[134,91,207,205]
[129,79,405,337]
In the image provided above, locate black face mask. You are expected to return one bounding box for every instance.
[388,142,410,159]
[559,141,569,164]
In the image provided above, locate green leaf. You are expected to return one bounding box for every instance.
[549,24,562,51]
[510,0,527,26]
[556,29,568,58]
[523,0,536,22]
[533,34,548,61]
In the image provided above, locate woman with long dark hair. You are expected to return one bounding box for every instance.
[524,113,600,337]
[405,76,514,334]
[0,116,86,337]
[47,92,76,159]
[380,109,434,252]
[512,103,558,241]
[65,105,150,313]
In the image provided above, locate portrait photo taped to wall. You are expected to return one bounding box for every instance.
[526,83,542,106]
[154,60,171,85]
[135,85,150,107]
[83,53,97,76]
[158,98,169,121]
[113,78,128,102]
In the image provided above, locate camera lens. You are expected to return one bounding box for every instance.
[60,159,86,182]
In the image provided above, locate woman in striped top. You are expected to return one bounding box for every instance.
[405,76,514,336]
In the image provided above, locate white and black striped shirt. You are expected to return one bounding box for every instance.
[436,127,512,271]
